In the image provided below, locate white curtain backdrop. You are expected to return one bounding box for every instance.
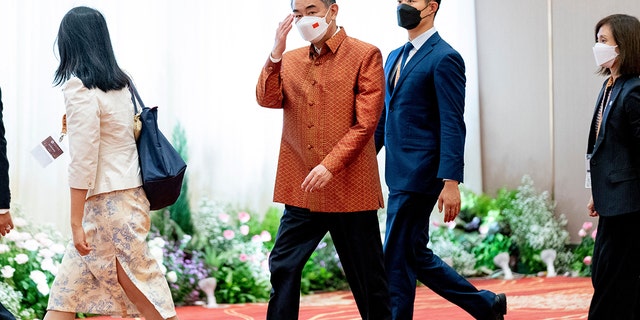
[0,0,480,234]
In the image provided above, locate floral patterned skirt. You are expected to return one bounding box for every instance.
[47,187,176,318]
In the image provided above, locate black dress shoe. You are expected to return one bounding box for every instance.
[493,293,507,319]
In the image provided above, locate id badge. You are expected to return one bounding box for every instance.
[585,154,592,189]
[31,134,67,168]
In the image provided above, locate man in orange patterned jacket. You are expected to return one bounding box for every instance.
[255,0,390,319]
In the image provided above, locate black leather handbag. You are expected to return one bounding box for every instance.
[130,84,186,210]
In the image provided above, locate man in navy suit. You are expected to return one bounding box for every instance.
[0,87,17,320]
[375,1,506,319]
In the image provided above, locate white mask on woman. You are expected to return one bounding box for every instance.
[593,43,618,68]
[296,8,332,43]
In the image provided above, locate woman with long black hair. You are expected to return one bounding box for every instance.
[44,7,177,320]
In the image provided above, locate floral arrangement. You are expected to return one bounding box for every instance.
[188,199,272,304]
[428,221,479,276]
[148,234,210,306]
[571,222,596,276]
[501,176,572,274]
[430,175,584,277]
[0,172,598,319]
[0,209,67,319]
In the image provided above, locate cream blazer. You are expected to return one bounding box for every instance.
[64,77,141,198]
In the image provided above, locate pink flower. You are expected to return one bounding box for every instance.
[238,211,251,224]
[591,230,597,240]
[218,213,230,224]
[583,256,592,266]
[239,253,249,262]
[578,229,587,238]
[251,235,262,243]
[260,230,272,242]
[223,229,235,240]
[582,222,593,231]
[240,225,250,236]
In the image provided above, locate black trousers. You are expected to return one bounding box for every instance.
[0,302,15,320]
[266,205,391,320]
[589,212,640,320]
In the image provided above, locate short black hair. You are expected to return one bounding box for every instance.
[291,0,336,9]
[595,14,640,76]
[53,6,130,91]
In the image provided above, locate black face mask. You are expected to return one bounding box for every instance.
[397,3,427,30]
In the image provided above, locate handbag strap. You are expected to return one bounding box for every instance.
[129,82,146,114]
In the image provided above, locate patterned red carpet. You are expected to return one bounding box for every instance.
[82,276,592,319]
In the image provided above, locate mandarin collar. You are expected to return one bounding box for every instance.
[308,27,346,59]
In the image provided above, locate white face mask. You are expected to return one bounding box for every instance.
[593,43,618,68]
[295,8,332,43]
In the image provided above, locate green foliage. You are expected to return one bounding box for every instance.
[472,233,512,271]
[300,235,348,294]
[150,209,189,242]
[168,122,193,236]
[215,262,270,304]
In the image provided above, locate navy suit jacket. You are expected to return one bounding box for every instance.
[375,32,466,195]
[587,75,640,216]
[0,87,9,209]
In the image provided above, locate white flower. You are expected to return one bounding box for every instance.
[166,271,178,283]
[38,248,55,260]
[36,282,50,296]
[148,237,166,248]
[149,246,164,265]
[22,239,40,251]
[29,270,47,285]
[1,265,15,278]
[30,270,51,295]
[41,258,58,275]
[5,230,31,243]
[12,217,27,228]
[51,243,66,255]
[34,232,54,247]
[0,244,10,254]
[14,253,29,265]
[159,263,167,275]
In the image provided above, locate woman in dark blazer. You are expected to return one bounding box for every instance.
[586,14,640,320]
